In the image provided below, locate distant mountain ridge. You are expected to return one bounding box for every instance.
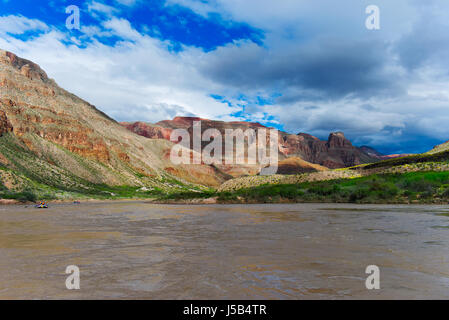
[122,119,381,170]
[359,146,412,160]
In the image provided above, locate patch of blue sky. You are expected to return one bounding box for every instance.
[209,94,233,107]
[229,109,283,131]
[1,0,264,52]
[117,2,264,51]
[256,93,282,106]
[5,29,48,41]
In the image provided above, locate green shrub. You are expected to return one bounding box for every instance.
[279,186,298,199]
[19,191,37,202]
[218,192,238,201]
[0,190,37,202]
[349,188,370,202]
[399,178,436,192]
[442,188,449,198]
[420,191,433,199]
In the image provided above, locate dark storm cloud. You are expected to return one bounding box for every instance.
[396,21,449,74]
[200,38,405,102]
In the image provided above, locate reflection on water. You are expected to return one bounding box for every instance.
[1,202,449,299]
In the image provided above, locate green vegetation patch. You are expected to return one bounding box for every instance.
[159,171,449,204]
[231,172,449,203]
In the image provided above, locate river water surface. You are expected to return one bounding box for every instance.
[1,202,449,299]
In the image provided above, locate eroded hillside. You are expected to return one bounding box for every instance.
[0,50,227,199]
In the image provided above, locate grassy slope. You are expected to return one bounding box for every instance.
[427,141,449,154]
[161,171,449,204]
[223,171,449,204]
[160,150,449,204]
[354,150,449,170]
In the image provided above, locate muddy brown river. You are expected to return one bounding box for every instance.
[1,202,449,299]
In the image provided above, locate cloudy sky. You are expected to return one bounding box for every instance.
[1,0,449,154]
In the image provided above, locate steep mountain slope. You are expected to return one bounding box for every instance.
[0,50,227,198]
